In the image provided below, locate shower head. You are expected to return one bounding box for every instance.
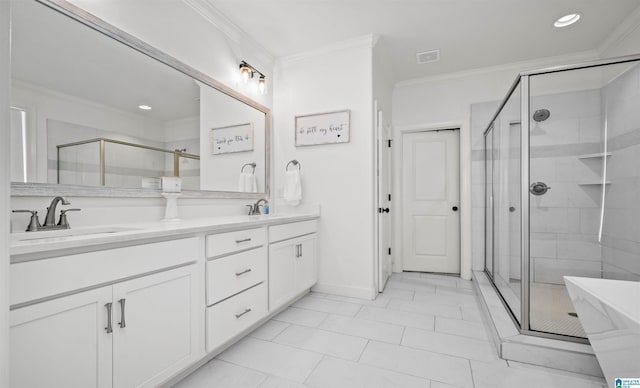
[533,109,550,122]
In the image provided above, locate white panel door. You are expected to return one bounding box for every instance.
[402,130,460,273]
[377,109,392,292]
[10,286,113,388]
[113,265,198,388]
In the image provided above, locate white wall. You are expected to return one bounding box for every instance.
[273,36,377,299]
[0,2,10,385]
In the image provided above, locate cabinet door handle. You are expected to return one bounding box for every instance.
[295,244,300,258]
[118,298,126,328]
[235,308,252,319]
[105,302,113,334]
[235,268,252,276]
[299,243,303,257]
[235,238,252,244]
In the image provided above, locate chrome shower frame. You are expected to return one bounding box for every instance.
[482,53,640,343]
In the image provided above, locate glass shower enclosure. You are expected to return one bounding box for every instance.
[484,54,640,340]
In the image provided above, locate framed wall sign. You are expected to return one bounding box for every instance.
[210,122,254,154]
[295,109,350,146]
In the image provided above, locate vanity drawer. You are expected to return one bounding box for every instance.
[269,220,318,243]
[11,237,198,307]
[206,227,266,258]
[206,283,267,352]
[206,247,267,305]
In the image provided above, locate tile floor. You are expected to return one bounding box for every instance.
[173,272,607,388]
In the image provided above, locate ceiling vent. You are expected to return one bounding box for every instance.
[416,49,440,64]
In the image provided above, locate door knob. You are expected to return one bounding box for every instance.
[378,208,390,213]
[452,206,459,211]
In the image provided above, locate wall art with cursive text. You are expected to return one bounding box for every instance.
[210,122,254,154]
[295,109,350,146]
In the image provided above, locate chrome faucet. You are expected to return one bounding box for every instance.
[44,196,70,227]
[13,196,81,232]
[247,198,268,215]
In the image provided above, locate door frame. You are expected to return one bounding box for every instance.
[374,104,392,293]
[394,123,471,279]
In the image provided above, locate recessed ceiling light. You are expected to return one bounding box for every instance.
[554,13,581,28]
[138,104,152,110]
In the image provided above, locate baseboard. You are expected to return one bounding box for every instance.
[312,282,377,300]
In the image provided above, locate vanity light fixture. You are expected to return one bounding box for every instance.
[239,60,267,94]
[138,104,152,110]
[554,13,581,28]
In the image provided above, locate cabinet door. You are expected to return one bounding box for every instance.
[295,235,317,291]
[112,265,200,388]
[10,286,113,388]
[268,240,296,311]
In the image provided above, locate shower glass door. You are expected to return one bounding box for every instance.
[485,82,522,324]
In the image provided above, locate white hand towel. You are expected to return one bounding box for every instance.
[238,172,247,192]
[284,170,302,206]
[250,173,258,193]
[238,172,258,193]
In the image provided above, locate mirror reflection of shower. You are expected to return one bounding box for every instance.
[531,108,550,135]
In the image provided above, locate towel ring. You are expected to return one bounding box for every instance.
[241,162,256,173]
[286,160,301,171]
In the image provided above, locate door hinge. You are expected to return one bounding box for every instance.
[387,139,392,148]
[388,247,391,255]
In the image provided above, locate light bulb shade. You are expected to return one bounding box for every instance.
[240,64,251,84]
[258,76,266,94]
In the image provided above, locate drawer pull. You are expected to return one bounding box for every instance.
[235,308,252,319]
[235,268,252,276]
[235,238,252,244]
[105,302,113,334]
[118,298,126,328]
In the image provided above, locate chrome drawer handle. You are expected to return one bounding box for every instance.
[235,238,252,244]
[118,298,126,328]
[235,268,252,276]
[235,308,252,319]
[105,302,113,334]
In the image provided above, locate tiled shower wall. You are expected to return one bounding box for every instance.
[471,89,606,285]
[601,64,640,281]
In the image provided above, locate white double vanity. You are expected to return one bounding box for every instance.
[9,213,319,387]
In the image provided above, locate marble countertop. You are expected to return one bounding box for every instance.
[10,212,319,262]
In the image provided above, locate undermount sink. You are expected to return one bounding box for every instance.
[11,226,142,243]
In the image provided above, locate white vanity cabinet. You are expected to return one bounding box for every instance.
[268,220,318,311]
[205,228,269,352]
[10,238,202,388]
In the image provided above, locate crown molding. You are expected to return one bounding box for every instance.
[181,0,273,65]
[277,34,376,66]
[598,5,640,57]
[394,50,598,88]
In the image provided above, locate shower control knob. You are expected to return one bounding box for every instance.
[529,181,551,196]
[452,206,458,211]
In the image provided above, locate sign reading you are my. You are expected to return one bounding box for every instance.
[295,109,350,146]
[210,122,254,155]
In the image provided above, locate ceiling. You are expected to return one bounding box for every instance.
[206,0,640,82]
